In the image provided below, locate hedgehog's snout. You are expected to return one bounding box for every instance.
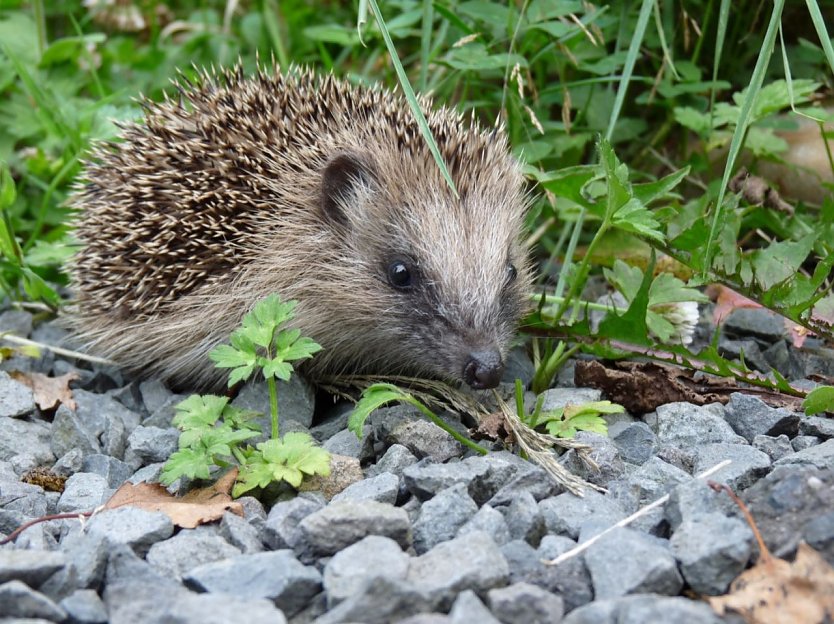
[462,349,505,389]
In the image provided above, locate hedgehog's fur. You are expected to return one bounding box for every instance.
[68,65,533,390]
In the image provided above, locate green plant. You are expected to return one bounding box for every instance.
[348,382,488,455]
[515,379,620,439]
[161,294,330,497]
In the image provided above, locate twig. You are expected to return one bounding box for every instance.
[543,459,732,565]
[0,333,115,366]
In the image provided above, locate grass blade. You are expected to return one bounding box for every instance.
[605,0,654,141]
[366,0,458,198]
[805,0,834,76]
[708,0,731,126]
[703,0,785,278]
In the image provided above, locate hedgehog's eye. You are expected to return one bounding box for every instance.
[506,263,518,285]
[387,260,414,290]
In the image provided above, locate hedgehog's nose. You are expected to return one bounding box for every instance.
[463,350,505,389]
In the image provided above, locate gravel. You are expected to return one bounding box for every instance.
[1,313,831,622]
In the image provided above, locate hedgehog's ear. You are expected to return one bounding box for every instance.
[320,152,377,226]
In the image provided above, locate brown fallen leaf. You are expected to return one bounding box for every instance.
[10,370,79,411]
[472,411,511,443]
[574,360,803,414]
[708,483,834,623]
[104,471,243,529]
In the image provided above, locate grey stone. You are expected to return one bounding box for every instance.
[805,511,834,561]
[52,447,84,476]
[109,382,143,414]
[310,401,353,442]
[562,594,726,624]
[219,510,264,554]
[73,388,141,441]
[458,504,510,546]
[752,434,794,461]
[559,432,626,487]
[407,531,509,610]
[774,440,834,470]
[143,394,186,429]
[763,339,806,380]
[0,309,33,336]
[718,337,770,372]
[724,307,785,340]
[323,427,374,462]
[39,531,108,597]
[387,419,463,462]
[104,541,175,587]
[502,347,536,387]
[366,443,418,478]
[0,371,34,417]
[86,507,174,555]
[537,536,593,611]
[612,421,657,465]
[0,580,66,621]
[397,615,450,624]
[146,529,242,580]
[655,402,746,447]
[501,491,545,545]
[124,426,178,465]
[138,379,174,414]
[231,375,315,429]
[56,473,110,513]
[670,512,753,595]
[0,479,48,517]
[621,456,691,504]
[51,406,102,460]
[664,478,734,531]
[184,550,320,618]
[800,416,834,439]
[128,462,163,484]
[539,490,626,539]
[488,464,561,506]
[262,496,323,550]
[792,435,821,451]
[0,550,65,586]
[742,466,834,562]
[314,576,437,624]
[59,589,107,624]
[413,483,478,554]
[236,495,267,522]
[0,416,52,465]
[297,500,411,558]
[80,454,133,488]
[693,442,771,490]
[104,574,286,624]
[450,590,501,624]
[725,393,800,442]
[584,527,682,599]
[403,459,489,502]
[323,535,410,607]
[487,582,564,624]
[331,471,399,505]
[539,387,602,411]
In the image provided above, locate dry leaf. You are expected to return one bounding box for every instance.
[709,543,834,623]
[575,360,803,414]
[708,284,762,325]
[104,473,243,529]
[11,371,79,411]
[473,411,510,442]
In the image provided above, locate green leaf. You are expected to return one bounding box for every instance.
[173,395,229,430]
[751,234,816,291]
[160,448,213,485]
[262,358,293,381]
[802,386,834,416]
[347,383,409,438]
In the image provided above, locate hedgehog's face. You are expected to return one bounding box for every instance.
[320,150,532,389]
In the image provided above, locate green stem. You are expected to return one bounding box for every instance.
[552,220,611,322]
[407,398,488,455]
[268,375,279,439]
[535,293,626,315]
[231,445,247,466]
[32,0,46,59]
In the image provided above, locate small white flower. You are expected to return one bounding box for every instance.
[653,300,700,346]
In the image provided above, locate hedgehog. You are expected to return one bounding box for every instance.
[67,65,533,391]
